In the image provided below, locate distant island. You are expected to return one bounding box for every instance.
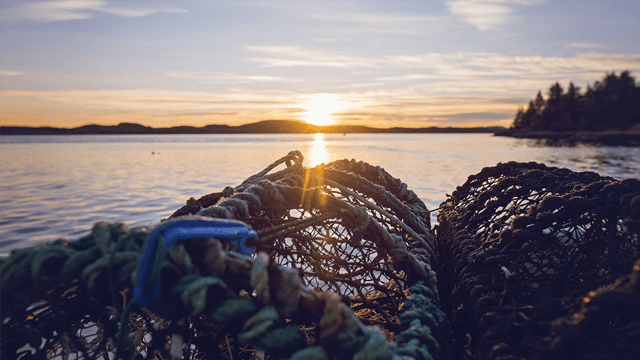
[1,120,506,135]
[497,71,640,146]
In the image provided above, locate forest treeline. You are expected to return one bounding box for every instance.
[511,71,640,132]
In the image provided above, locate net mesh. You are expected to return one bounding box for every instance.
[3,155,639,360]
[173,152,437,339]
[1,151,443,360]
[435,161,640,360]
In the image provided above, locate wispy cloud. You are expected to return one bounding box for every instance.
[333,95,519,127]
[381,52,640,78]
[0,70,25,76]
[337,83,383,88]
[166,71,302,84]
[246,46,640,82]
[447,0,544,30]
[0,89,293,110]
[10,0,187,22]
[246,46,380,68]
[376,74,441,81]
[0,89,303,126]
[373,52,640,100]
[567,42,607,49]
[307,13,437,24]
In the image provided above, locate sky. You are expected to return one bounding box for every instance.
[1,0,639,129]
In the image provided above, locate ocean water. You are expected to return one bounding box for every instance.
[1,133,639,255]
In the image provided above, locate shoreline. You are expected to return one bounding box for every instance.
[0,120,505,136]
[495,129,640,146]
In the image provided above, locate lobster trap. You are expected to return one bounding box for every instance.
[2,153,639,360]
[435,161,640,360]
[1,151,446,360]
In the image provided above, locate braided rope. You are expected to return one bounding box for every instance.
[0,224,393,359]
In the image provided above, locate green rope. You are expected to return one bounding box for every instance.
[1,150,449,360]
[1,222,422,360]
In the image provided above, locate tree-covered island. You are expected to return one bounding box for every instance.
[497,71,640,146]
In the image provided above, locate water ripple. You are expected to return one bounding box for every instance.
[1,134,638,253]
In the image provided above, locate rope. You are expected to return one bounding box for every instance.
[435,161,640,360]
[7,156,636,359]
[0,223,399,359]
[1,150,446,360]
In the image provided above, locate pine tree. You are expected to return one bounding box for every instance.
[510,71,640,132]
[543,82,564,130]
[559,82,581,131]
[512,107,525,129]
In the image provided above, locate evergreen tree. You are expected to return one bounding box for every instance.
[559,82,581,131]
[510,71,640,132]
[533,91,546,114]
[528,91,546,130]
[522,100,537,130]
[542,82,564,130]
[512,107,525,129]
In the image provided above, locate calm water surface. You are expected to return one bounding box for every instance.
[1,133,639,254]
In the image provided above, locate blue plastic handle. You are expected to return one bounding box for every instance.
[133,217,258,316]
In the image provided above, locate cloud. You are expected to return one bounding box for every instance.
[333,98,517,128]
[307,13,437,24]
[98,6,187,18]
[446,0,544,30]
[567,43,606,49]
[3,45,639,128]
[376,74,441,81]
[447,1,511,30]
[11,0,187,22]
[0,88,307,126]
[381,52,640,79]
[246,46,380,68]
[337,83,384,88]
[0,89,298,112]
[2,87,519,128]
[0,70,25,76]
[247,45,640,85]
[245,46,640,106]
[166,71,302,84]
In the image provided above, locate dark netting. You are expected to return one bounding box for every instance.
[1,151,448,360]
[435,161,640,360]
[4,155,639,360]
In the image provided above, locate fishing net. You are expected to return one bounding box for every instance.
[435,161,640,360]
[3,154,639,360]
[1,151,447,360]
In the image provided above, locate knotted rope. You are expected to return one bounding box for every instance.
[1,150,448,360]
[7,156,635,359]
[435,161,640,360]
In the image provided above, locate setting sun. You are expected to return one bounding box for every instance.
[301,93,352,127]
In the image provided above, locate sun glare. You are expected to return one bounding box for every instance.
[309,133,328,167]
[301,93,351,127]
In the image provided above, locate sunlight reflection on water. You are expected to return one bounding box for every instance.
[309,133,328,167]
[1,134,639,254]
